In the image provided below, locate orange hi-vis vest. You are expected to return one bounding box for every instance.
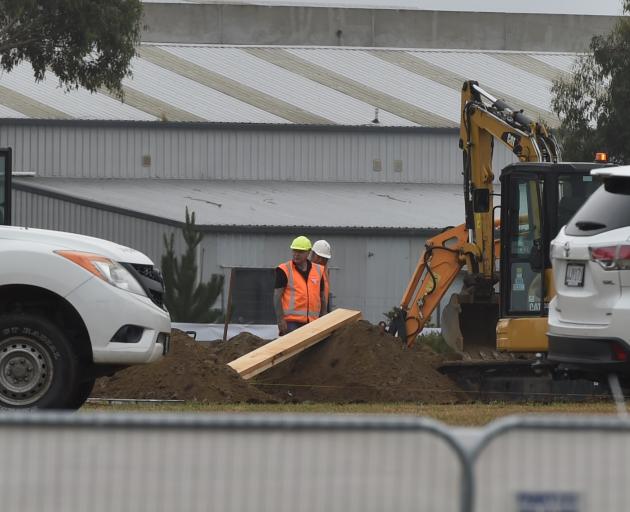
[322,267,330,306]
[278,260,324,323]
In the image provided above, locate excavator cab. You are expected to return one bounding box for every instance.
[391,161,607,356]
[495,162,604,353]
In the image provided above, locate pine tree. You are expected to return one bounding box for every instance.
[161,208,224,322]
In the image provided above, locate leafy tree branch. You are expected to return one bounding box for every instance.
[0,0,142,96]
[552,0,630,163]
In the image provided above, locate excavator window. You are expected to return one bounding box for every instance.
[0,148,10,226]
[506,176,544,315]
[556,174,601,233]
[0,163,4,225]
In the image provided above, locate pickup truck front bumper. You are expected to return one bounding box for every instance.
[65,276,172,365]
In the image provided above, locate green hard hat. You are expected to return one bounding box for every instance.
[290,235,312,251]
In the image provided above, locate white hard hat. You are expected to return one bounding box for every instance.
[312,240,332,259]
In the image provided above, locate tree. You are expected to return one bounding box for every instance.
[161,208,224,323]
[551,1,630,163]
[0,0,142,96]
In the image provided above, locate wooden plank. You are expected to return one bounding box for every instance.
[227,308,362,380]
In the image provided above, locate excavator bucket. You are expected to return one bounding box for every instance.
[441,294,500,359]
[440,294,463,352]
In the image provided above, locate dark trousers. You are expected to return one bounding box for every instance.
[286,321,306,333]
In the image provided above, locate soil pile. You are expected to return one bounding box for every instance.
[251,321,461,403]
[92,330,273,403]
[94,321,463,404]
[207,332,268,364]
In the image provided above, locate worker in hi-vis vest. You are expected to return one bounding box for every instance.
[274,236,327,336]
[310,240,332,312]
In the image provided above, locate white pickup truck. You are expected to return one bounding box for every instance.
[0,226,171,409]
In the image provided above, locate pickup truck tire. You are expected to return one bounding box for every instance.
[0,314,80,409]
[65,377,96,410]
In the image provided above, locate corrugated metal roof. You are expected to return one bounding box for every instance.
[0,44,575,127]
[415,51,555,112]
[531,53,578,73]
[0,104,26,118]
[15,178,467,230]
[0,63,154,121]
[163,46,415,126]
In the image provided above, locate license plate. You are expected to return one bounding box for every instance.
[565,263,585,287]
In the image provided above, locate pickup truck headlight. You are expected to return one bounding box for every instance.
[55,251,147,297]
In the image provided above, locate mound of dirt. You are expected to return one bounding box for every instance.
[92,330,274,403]
[252,321,461,403]
[206,332,268,364]
[94,321,463,404]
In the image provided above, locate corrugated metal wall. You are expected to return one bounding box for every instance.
[13,188,463,324]
[1,123,515,184]
[203,232,463,324]
[12,189,185,264]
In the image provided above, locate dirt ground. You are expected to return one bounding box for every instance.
[93,320,462,404]
[92,330,273,403]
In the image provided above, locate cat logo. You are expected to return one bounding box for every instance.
[504,132,518,147]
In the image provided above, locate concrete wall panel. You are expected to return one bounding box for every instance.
[142,3,617,52]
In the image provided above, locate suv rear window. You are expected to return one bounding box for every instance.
[565,177,630,236]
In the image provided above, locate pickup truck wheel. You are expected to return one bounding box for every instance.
[0,314,79,409]
[65,377,96,410]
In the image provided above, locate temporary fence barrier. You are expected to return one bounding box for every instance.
[0,412,470,512]
[3,410,629,512]
[472,415,630,512]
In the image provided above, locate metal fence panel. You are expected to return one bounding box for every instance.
[0,413,470,512]
[472,415,630,512]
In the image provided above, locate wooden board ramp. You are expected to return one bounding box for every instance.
[227,308,362,380]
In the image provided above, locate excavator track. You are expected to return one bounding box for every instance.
[438,359,610,403]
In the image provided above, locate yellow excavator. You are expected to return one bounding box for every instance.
[389,81,607,397]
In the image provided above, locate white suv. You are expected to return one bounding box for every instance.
[548,166,630,375]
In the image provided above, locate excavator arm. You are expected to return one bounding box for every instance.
[391,81,560,348]
[388,224,475,347]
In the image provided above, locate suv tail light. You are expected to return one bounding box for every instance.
[590,245,630,270]
[611,342,628,362]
